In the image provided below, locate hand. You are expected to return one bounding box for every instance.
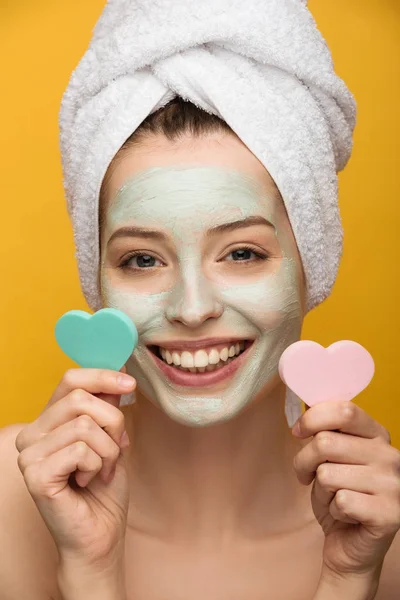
[15,367,136,568]
[292,400,400,578]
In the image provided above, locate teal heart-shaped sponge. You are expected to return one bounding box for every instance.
[55,308,138,371]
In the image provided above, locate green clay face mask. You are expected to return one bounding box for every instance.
[101,165,303,426]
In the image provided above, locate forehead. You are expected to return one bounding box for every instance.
[106,166,283,237]
[103,132,282,213]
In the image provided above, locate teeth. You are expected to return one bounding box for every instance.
[181,351,194,368]
[220,347,229,362]
[194,350,209,368]
[175,356,237,373]
[172,352,181,366]
[208,349,220,365]
[158,341,248,371]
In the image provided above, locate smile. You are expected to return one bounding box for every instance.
[146,339,254,387]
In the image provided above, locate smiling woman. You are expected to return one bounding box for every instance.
[1,1,400,599]
[98,112,306,426]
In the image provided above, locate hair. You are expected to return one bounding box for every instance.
[98,96,234,230]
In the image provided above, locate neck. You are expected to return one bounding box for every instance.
[124,382,313,544]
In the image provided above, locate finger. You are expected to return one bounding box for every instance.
[23,441,103,500]
[16,389,127,453]
[96,391,122,410]
[293,401,391,443]
[312,463,397,506]
[17,415,121,483]
[328,489,400,538]
[96,365,129,410]
[293,431,387,485]
[48,368,136,407]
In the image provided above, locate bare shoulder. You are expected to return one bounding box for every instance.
[0,424,61,600]
[375,529,400,599]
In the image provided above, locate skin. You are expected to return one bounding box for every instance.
[101,163,303,427]
[99,132,316,547]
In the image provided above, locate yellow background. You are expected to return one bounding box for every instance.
[1,1,399,448]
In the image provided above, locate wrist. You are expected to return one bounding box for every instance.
[313,565,382,600]
[57,553,127,600]
[57,571,127,600]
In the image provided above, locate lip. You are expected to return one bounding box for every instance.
[146,341,255,388]
[146,337,250,351]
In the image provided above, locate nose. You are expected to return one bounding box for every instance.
[165,272,223,328]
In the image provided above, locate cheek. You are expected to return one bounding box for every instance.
[218,259,301,329]
[101,272,166,333]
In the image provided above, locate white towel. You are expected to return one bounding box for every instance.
[58,0,357,427]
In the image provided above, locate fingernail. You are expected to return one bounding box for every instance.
[120,430,130,448]
[117,374,135,389]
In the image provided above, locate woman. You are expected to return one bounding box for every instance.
[1,2,400,599]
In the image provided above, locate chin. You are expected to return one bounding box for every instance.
[157,396,250,427]
[137,376,283,428]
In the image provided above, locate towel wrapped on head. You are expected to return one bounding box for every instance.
[58,0,357,426]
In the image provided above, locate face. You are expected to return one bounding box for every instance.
[100,133,306,426]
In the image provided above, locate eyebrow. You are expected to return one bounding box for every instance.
[107,227,168,247]
[206,215,274,237]
[107,216,273,247]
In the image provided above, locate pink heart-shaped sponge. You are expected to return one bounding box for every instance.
[278,340,375,406]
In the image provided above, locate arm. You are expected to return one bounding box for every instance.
[0,424,62,600]
[313,565,382,600]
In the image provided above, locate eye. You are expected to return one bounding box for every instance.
[223,246,269,263]
[119,252,163,270]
